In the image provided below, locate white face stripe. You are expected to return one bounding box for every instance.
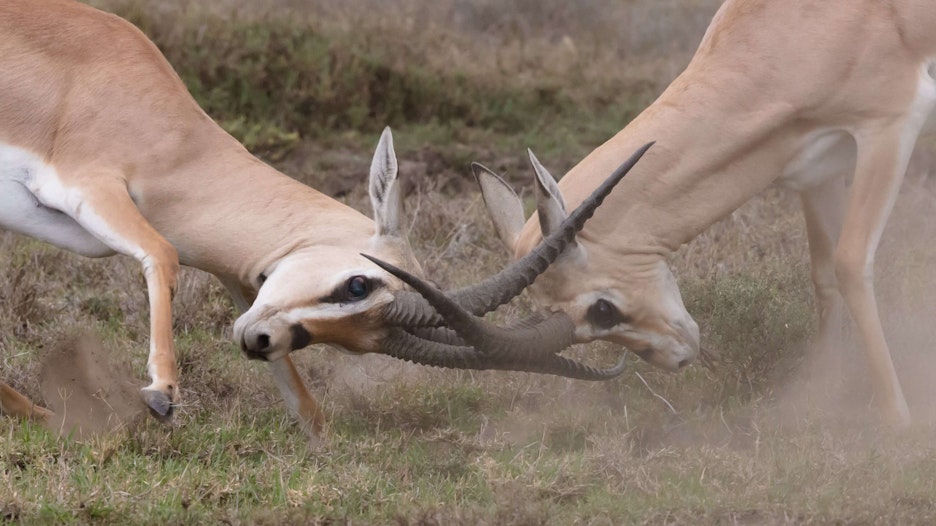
[253,265,394,307]
[280,291,392,323]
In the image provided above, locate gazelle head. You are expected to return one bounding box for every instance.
[473,150,700,371]
[234,127,422,361]
[236,133,650,381]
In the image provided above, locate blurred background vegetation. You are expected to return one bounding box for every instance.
[95,0,718,158]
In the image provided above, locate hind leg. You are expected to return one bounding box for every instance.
[0,382,52,421]
[835,124,922,427]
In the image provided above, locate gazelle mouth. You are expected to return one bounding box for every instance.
[243,347,270,362]
[364,143,655,380]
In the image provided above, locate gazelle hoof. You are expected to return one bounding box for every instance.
[141,388,174,422]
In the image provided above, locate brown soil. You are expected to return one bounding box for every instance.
[39,331,146,438]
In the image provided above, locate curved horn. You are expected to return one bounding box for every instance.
[378,142,655,327]
[453,141,654,313]
[407,325,467,346]
[365,254,581,360]
[380,328,627,380]
[406,312,548,347]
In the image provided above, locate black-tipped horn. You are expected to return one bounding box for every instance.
[368,142,652,375]
[449,141,653,315]
[377,142,654,328]
[379,328,628,380]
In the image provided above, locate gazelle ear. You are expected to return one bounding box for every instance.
[528,149,570,239]
[369,127,403,237]
[472,162,526,251]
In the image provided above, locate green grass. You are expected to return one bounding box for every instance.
[6,240,934,524]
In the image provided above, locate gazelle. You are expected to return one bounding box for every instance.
[381,0,936,427]
[0,0,633,439]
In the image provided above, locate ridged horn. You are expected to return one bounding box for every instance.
[365,254,581,360]
[379,328,627,380]
[378,142,654,327]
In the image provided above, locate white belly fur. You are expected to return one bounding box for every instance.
[0,142,114,257]
[778,129,856,192]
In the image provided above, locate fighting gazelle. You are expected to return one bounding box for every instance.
[0,0,634,440]
[375,0,936,427]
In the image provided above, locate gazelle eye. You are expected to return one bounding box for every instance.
[587,299,627,329]
[258,273,268,286]
[347,276,370,300]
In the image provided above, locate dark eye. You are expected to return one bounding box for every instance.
[587,299,628,329]
[347,276,370,300]
[258,273,267,286]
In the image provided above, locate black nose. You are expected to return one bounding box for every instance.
[241,332,272,361]
[677,358,691,369]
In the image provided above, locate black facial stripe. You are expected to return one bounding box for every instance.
[289,324,312,351]
[319,277,385,304]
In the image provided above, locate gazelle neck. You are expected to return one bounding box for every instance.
[136,132,374,288]
[519,50,804,259]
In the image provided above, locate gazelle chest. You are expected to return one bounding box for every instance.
[777,130,856,192]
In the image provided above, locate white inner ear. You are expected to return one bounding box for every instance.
[528,149,568,238]
[369,126,403,237]
[473,162,526,251]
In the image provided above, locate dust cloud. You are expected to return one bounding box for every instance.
[39,331,145,439]
[772,157,936,431]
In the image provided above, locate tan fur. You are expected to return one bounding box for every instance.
[0,382,53,421]
[0,0,419,441]
[495,0,936,426]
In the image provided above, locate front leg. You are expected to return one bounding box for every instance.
[268,358,326,445]
[221,279,325,443]
[34,170,180,419]
[799,176,848,378]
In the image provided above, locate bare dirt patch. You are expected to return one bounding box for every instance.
[39,331,146,439]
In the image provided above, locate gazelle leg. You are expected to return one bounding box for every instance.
[0,381,53,421]
[221,280,325,443]
[799,175,848,377]
[38,172,180,419]
[268,358,326,444]
[834,125,918,427]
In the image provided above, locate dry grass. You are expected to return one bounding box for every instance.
[5,0,936,524]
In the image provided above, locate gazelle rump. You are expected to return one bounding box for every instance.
[474,0,936,426]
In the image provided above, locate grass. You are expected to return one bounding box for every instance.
[5,0,936,524]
